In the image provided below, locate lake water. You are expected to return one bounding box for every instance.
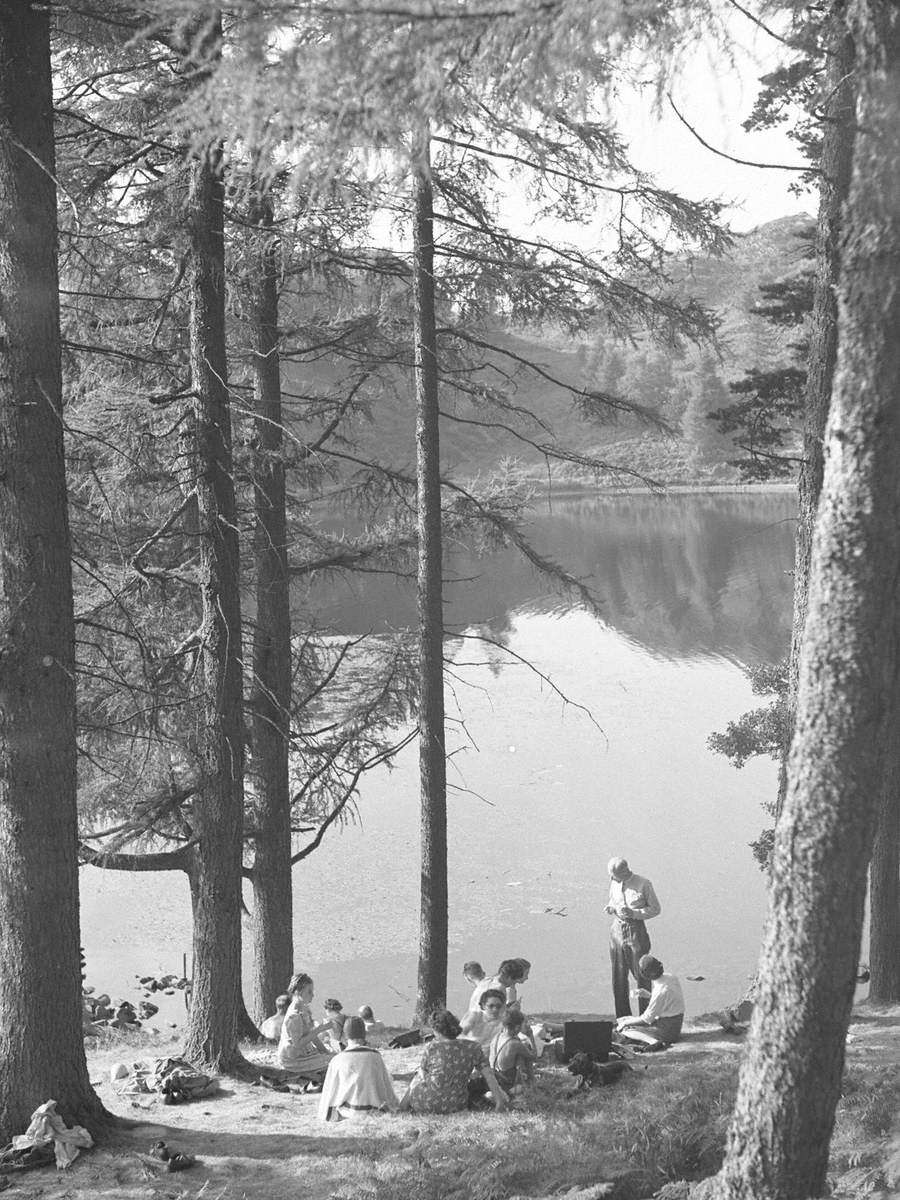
[81,490,796,1027]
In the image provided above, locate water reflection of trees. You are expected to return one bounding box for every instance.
[298,493,797,666]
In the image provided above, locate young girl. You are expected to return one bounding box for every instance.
[489,1010,536,1092]
[276,973,335,1083]
[323,998,347,1051]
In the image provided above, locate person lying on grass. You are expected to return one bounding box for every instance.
[398,1009,509,1114]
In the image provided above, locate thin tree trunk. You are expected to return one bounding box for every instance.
[869,744,900,1000]
[413,140,448,1023]
[247,195,294,1022]
[0,1,106,1140]
[180,24,246,1069]
[776,5,855,822]
[714,3,900,1194]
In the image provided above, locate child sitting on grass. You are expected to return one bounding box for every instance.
[260,994,290,1042]
[323,998,347,1050]
[489,1009,535,1092]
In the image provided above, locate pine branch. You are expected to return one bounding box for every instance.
[668,96,816,173]
[449,631,603,735]
[290,728,418,865]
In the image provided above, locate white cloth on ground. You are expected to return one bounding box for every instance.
[12,1100,93,1168]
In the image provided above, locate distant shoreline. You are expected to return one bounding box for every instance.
[526,480,799,500]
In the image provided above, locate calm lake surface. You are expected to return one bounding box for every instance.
[81,491,796,1026]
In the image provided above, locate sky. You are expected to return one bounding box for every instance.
[622,14,814,232]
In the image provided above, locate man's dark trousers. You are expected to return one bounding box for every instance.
[610,918,651,1017]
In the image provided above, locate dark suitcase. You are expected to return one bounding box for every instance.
[562,1019,613,1062]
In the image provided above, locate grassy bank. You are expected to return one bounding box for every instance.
[10,1007,900,1200]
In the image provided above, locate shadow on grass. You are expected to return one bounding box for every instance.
[107,1120,407,1161]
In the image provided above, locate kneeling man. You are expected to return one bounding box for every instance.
[616,955,684,1049]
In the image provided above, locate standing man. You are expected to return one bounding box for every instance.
[606,857,661,1018]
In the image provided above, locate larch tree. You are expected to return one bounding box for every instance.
[716,1,900,1003]
[710,0,900,1194]
[0,0,106,1140]
[152,11,249,1071]
[245,193,294,1023]
[43,3,424,1048]
[171,0,728,1022]
[411,138,449,1020]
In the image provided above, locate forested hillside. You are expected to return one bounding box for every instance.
[285,213,812,486]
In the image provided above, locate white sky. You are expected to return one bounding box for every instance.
[622,15,814,232]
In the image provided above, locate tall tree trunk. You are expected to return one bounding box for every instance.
[181,20,246,1070]
[247,196,294,1022]
[0,2,106,1140]
[714,3,900,1194]
[869,745,900,1001]
[777,4,856,825]
[413,141,448,1023]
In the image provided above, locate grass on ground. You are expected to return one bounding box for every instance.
[6,1008,900,1200]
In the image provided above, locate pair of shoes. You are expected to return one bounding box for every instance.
[167,1152,196,1172]
[258,1075,289,1093]
[302,1080,323,1094]
[0,1144,56,1174]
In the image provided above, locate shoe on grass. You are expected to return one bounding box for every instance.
[167,1152,197,1172]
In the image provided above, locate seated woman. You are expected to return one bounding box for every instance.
[505,958,538,1051]
[506,958,531,1011]
[460,988,506,1050]
[489,1010,536,1092]
[358,1004,386,1035]
[276,973,336,1083]
[483,960,526,1009]
[318,1017,398,1121]
[398,1009,508,1114]
[616,955,685,1048]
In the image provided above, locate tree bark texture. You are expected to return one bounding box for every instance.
[715,4,900,1194]
[247,198,294,1022]
[778,5,855,821]
[413,146,448,1024]
[869,742,900,1000]
[180,114,247,1072]
[0,2,105,1140]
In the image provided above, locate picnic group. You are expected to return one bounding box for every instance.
[263,856,684,1122]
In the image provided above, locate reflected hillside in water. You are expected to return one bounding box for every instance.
[300,491,797,666]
